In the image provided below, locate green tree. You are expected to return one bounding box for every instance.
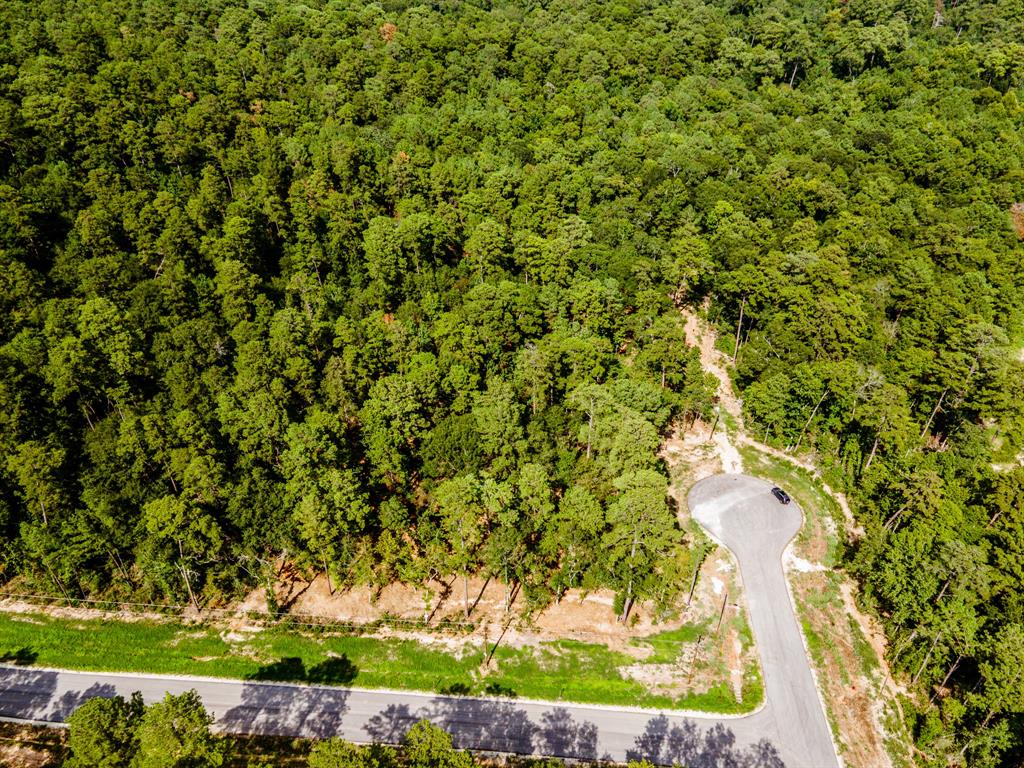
[403,721,474,768]
[67,693,144,768]
[603,470,680,621]
[133,690,222,768]
[309,740,397,768]
[433,475,487,618]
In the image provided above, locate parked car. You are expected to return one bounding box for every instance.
[771,486,791,504]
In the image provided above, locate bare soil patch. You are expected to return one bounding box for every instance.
[793,573,892,768]
[661,421,723,491]
[681,304,742,422]
[0,597,166,624]
[246,573,688,654]
[1012,202,1024,239]
[0,723,66,768]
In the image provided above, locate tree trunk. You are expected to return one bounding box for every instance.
[45,563,72,601]
[920,388,948,440]
[323,555,334,595]
[179,563,199,611]
[732,297,746,363]
[619,591,633,624]
[585,404,594,459]
[883,503,908,531]
[177,538,199,610]
[864,430,882,471]
[892,627,919,663]
[620,530,640,623]
[464,571,470,619]
[109,549,133,588]
[929,654,962,706]
[792,388,828,454]
[789,62,799,86]
[912,632,941,685]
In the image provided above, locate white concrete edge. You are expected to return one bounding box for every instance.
[0,713,68,728]
[0,663,758,721]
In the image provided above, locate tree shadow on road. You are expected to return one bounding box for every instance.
[219,681,351,738]
[364,703,419,744]
[627,715,784,768]
[364,699,602,761]
[424,696,538,754]
[48,682,118,720]
[534,707,599,760]
[0,666,59,721]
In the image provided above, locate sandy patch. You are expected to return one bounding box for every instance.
[0,598,165,624]
[0,744,54,768]
[784,551,828,574]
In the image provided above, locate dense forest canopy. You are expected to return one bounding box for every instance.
[1,0,1024,763]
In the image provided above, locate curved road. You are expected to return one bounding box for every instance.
[0,474,838,768]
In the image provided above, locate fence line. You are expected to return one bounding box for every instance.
[0,591,477,635]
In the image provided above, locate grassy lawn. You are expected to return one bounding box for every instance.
[0,609,760,713]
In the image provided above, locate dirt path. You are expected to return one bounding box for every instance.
[681,306,743,475]
[680,306,856,527]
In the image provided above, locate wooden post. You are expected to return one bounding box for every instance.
[686,561,701,608]
[716,589,729,634]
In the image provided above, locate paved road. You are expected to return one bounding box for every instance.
[0,474,839,768]
[688,474,839,768]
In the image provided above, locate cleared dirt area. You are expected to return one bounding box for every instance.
[243,572,673,653]
[0,723,65,767]
[232,544,756,705]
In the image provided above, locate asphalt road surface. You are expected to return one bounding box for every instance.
[0,474,839,768]
[688,473,840,768]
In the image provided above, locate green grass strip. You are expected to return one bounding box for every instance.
[0,610,761,713]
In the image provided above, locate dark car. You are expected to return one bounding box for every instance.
[771,486,791,505]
